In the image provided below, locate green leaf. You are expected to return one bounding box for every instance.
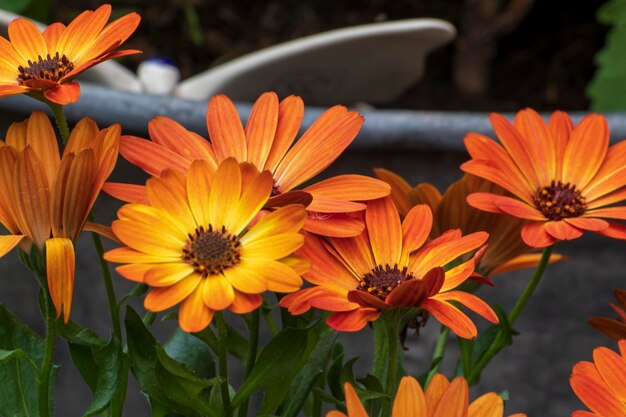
[125,307,217,417]
[326,344,345,400]
[82,338,125,417]
[231,324,315,408]
[192,322,248,362]
[56,320,106,347]
[0,303,56,417]
[165,328,215,380]
[280,329,338,417]
[69,343,99,391]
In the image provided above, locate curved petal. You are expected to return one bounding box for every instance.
[548,111,573,180]
[178,285,214,333]
[46,238,75,323]
[120,135,190,176]
[593,346,626,402]
[425,374,449,416]
[421,299,477,339]
[373,167,414,217]
[494,195,545,220]
[144,262,195,287]
[202,274,235,310]
[326,308,380,332]
[304,174,390,203]
[466,192,505,214]
[344,383,369,417]
[230,170,272,235]
[366,197,402,267]
[8,18,47,63]
[243,204,306,242]
[149,116,217,169]
[513,109,555,185]
[245,92,279,170]
[521,221,556,248]
[304,212,365,237]
[263,95,303,171]
[562,114,609,190]
[207,94,247,162]
[229,291,262,314]
[432,377,469,417]
[144,274,201,312]
[468,392,503,417]
[297,233,357,290]
[0,235,24,257]
[400,204,432,264]
[544,220,583,241]
[392,376,427,417]
[433,291,498,323]
[44,82,81,105]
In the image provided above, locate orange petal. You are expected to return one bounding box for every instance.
[466,192,505,214]
[102,182,148,203]
[330,230,375,277]
[120,135,191,176]
[146,170,196,232]
[326,308,380,332]
[494,195,545,220]
[304,212,365,237]
[229,291,262,314]
[111,218,185,257]
[208,158,242,228]
[586,207,626,220]
[243,204,306,242]
[230,170,273,235]
[392,376,427,417]
[548,111,573,180]
[520,221,556,248]
[570,368,626,417]
[186,159,216,228]
[544,220,583,241]
[46,238,75,322]
[305,195,365,213]
[562,114,609,190]
[82,12,141,63]
[250,259,303,293]
[8,18,47,63]
[57,5,111,61]
[440,258,476,292]
[0,235,24,257]
[42,22,65,51]
[144,274,201,312]
[433,377,469,417]
[366,197,402,267]
[583,140,626,200]
[401,204,432,264]
[298,233,357,290]
[490,252,564,276]
[421,299,477,339]
[202,275,235,310]
[26,111,59,184]
[60,149,98,240]
[597,221,626,240]
[565,217,609,231]
[409,183,442,214]
[0,34,25,67]
[344,383,369,417]
[425,374,449,416]
[64,117,99,154]
[468,392,503,417]
[433,291,498,323]
[115,263,151,283]
[373,167,413,217]
[304,174,391,203]
[221,261,267,294]
[241,233,303,261]
[266,190,312,208]
[593,346,626,402]
[245,92,279,170]
[263,95,304,172]
[179,284,214,333]
[386,279,427,308]
[207,94,247,162]
[144,262,195,287]
[44,82,81,105]
[513,109,555,185]
[104,247,179,264]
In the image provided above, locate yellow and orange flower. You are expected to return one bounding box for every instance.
[0,4,140,104]
[570,340,626,417]
[374,169,563,276]
[280,196,497,338]
[104,158,309,332]
[103,92,390,237]
[328,374,525,417]
[461,109,626,248]
[0,111,120,321]
[588,289,626,341]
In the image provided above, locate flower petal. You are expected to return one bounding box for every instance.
[373,167,414,217]
[304,174,391,204]
[326,308,380,332]
[544,220,583,241]
[468,393,503,417]
[433,291,498,323]
[46,238,75,323]
[8,18,47,63]
[207,94,247,162]
[144,274,201,312]
[400,204,432,265]
[245,92,279,170]
[44,82,81,105]
[392,376,427,417]
[593,346,626,403]
[121,135,191,176]
[520,221,557,248]
[366,197,402,267]
[208,158,241,228]
[202,275,235,310]
[229,291,262,314]
[344,383,369,417]
[513,109,555,185]
[0,235,24,257]
[304,212,365,237]
[179,286,214,333]
[562,114,609,190]
[230,170,273,235]
[493,195,545,220]
[421,299,477,339]
[433,377,469,417]
[263,95,303,172]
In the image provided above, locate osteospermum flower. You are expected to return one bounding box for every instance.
[104,92,390,237]
[588,289,626,341]
[0,4,140,104]
[374,169,563,276]
[280,196,498,338]
[462,109,626,248]
[570,340,626,417]
[0,111,120,320]
[104,158,308,332]
[328,374,525,417]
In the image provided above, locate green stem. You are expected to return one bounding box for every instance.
[424,326,449,387]
[48,103,70,143]
[38,285,56,417]
[371,320,388,382]
[237,310,260,417]
[467,245,553,384]
[215,312,232,417]
[88,211,121,339]
[379,313,403,417]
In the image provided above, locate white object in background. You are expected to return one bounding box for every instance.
[137,58,181,95]
[175,19,456,105]
[0,9,142,93]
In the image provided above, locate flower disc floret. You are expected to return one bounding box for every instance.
[183,225,241,276]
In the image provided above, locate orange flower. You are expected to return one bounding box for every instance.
[374,169,564,276]
[461,109,626,248]
[280,196,497,338]
[0,4,140,104]
[104,92,390,237]
[0,111,120,320]
[570,340,626,417]
[104,158,309,332]
[328,374,525,417]
[588,289,626,341]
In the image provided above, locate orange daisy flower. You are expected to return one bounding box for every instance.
[0,4,140,105]
[0,111,120,321]
[570,340,626,417]
[461,109,626,248]
[280,196,497,338]
[104,92,390,237]
[104,158,308,332]
[328,374,525,417]
[588,289,626,341]
[374,169,564,276]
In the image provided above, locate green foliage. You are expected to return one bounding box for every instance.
[588,0,626,110]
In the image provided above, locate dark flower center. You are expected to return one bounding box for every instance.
[359,264,414,300]
[534,180,586,221]
[182,225,241,277]
[17,53,75,84]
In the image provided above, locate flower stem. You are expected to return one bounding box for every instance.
[467,245,553,384]
[378,311,404,417]
[371,320,388,382]
[215,312,232,417]
[88,211,121,339]
[48,103,70,143]
[424,325,449,387]
[237,309,260,417]
[38,285,56,417]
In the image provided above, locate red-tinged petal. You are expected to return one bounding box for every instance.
[280,288,330,315]
[619,340,626,357]
[593,346,626,402]
[44,82,81,105]
[149,116,218,169]
[81,12,141,63]
[571,412,600,417]
[422,267,445,296]
[366,197,402,266]
[386,279,427,308]
[521,221,557,248]
[179,286,214,333]
[432,377,469,417]
[207,94,247,162]
[513,109,556,185]
[421,299,477,339]
[60,150,99,240]
[0,235,24,257]
[304,212,365,237]
[544,220,583,241]
[468,392,503,417]
[305,195,365,213]
[102,182,148,203]
[392,376,427,417]
[490,252,564,276]
[596,221,626,240]
[202,275,235,310]
[264,95,304,172]
[565,217,609,231]
[434,291,498,323]
[330,230,375,277]
[310,290,361,312]
[549,111,573,180]
[297,233,357,290]
[274,107,363,192]
[266,190,312,208]
[570,372,626,417]
[466,192,505,214]
[229,291,262,314]
[562,114,609,189]
[344,383,369,417]
[121,135,191,176]
[347,289,390,310]
[0,85,29,97]
[46,238,75,322]
[144,274,201,312]
[586,207,626,220]
[494,195,545,220]
[64,117,99,154]
[583,140,626,200]
[8,18,47,63]
[327,412,348,417]
[245,92,279,170]
[400,204,432,264]
[304,174,391,202]
[326,308,380,332]
[373,167,414,217]
[587,187,626,210]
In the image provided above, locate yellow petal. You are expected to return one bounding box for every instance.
[202,274,235,310]
[46,238,75,323]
